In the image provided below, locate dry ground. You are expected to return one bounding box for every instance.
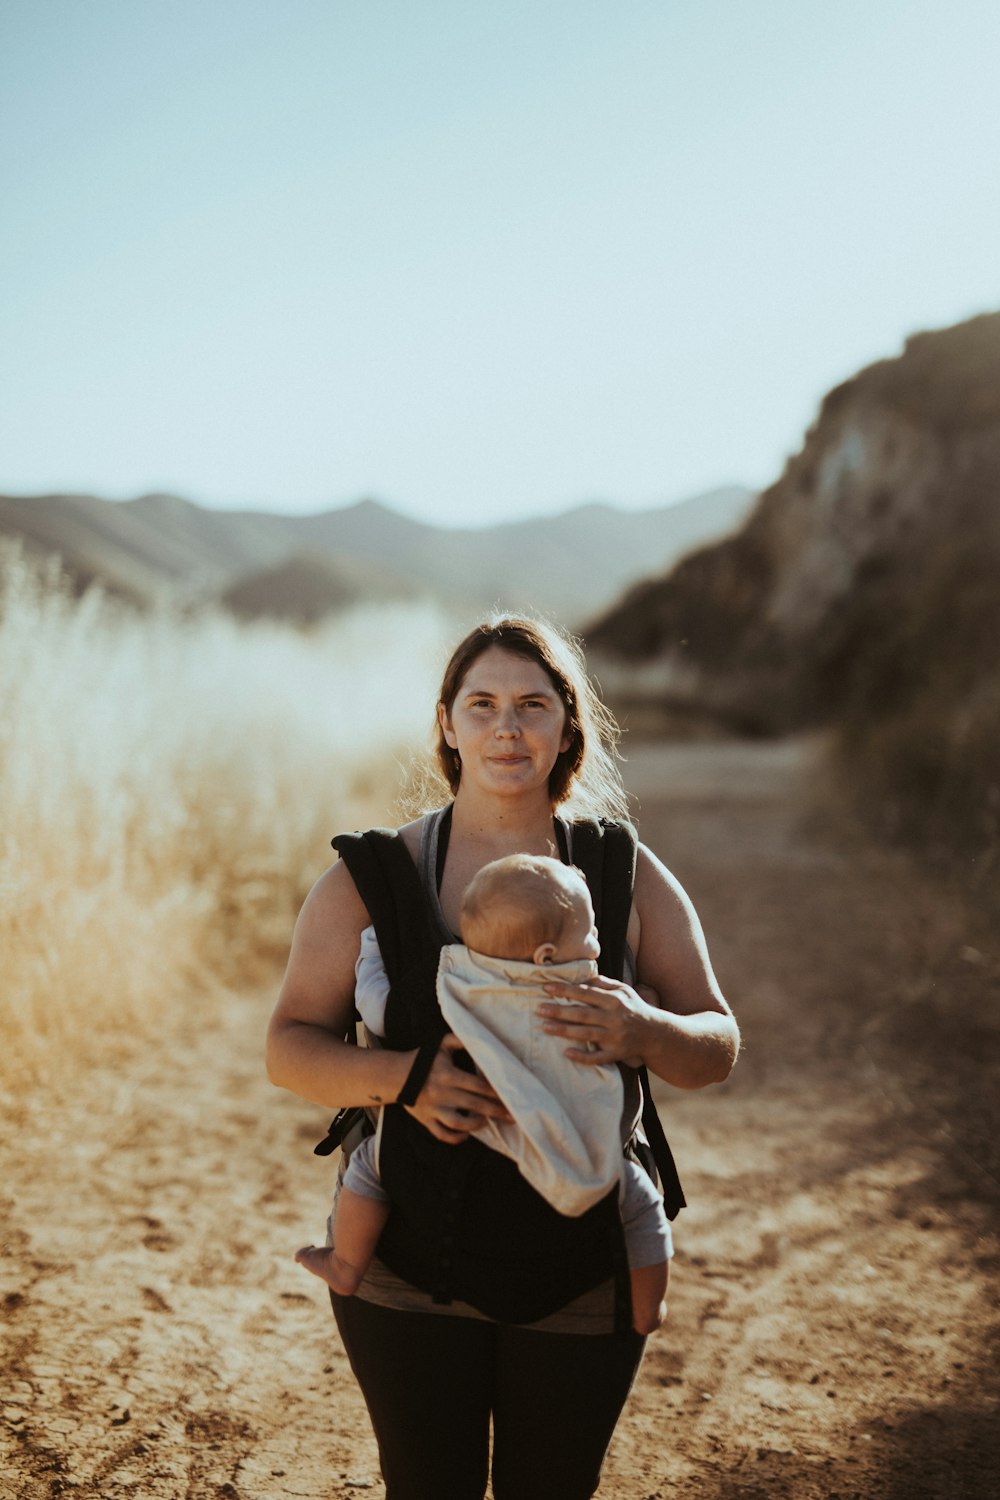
[2,737,998,1499]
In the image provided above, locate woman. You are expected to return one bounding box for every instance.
[266,616,739,1500]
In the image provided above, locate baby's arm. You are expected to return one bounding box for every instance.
[354,924,391,1040]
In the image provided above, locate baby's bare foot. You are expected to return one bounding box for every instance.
[295,1245,363,1295]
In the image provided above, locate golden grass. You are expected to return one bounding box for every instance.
[0,547,451,1091]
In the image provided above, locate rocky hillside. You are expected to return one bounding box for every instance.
[0,487,752,629]
[589,312,1000,856]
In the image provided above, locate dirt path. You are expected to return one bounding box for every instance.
[2,738,998,1499]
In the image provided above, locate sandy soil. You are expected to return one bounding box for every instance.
[2,737,998,1499]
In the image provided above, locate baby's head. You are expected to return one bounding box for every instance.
[459,854,600,967]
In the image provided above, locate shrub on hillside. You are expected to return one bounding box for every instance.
[833,521,1000,869]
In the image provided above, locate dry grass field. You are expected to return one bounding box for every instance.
[0,550,450,1089]
[1,573,998,1498]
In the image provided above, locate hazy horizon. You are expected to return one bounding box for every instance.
[1,478,755,529]
[3,1,998,528]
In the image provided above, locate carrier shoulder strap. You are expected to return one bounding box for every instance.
[571,817,686,1222]
[313,827,441,1158]
[567,817,637,984]
[330,827,435,987]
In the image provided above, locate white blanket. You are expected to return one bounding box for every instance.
[436,944,625,1217]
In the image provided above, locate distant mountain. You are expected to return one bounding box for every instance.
[0,485,754,628]
[0,492,177,604]
[588,310,1000,855]
[220,550,421,625]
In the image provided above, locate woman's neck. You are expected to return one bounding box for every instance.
[449,786,559,856]
[436,788,562,934]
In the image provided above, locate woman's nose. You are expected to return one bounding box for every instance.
[495,709,520,736]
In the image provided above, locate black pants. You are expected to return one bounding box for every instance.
[331,1292,646,1500]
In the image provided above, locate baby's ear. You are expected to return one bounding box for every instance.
[533,942,557,966]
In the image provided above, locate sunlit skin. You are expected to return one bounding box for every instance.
[437,645,572,806]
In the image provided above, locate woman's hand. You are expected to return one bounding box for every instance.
[537,976,658,1069]
[404,1034,513,1145]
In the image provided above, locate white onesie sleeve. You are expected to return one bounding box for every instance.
[354,925,390,1038]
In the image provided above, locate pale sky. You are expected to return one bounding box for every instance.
[2,0,998,527]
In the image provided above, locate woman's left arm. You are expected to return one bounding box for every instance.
[538,843,740,1089]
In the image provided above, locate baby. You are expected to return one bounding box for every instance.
[296,854,671,1334]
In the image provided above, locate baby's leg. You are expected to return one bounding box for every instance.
[629,1259,669,1336]
[295,1188,390,1296]
[620,1160,672,1334]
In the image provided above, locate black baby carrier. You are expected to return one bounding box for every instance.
[314,811,685,1332]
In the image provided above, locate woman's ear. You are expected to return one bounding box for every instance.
[533,941,557,966]
[438,702,458,749]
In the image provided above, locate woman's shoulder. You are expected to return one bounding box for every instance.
[397,815,425,863]
[634,839,689,900]
[299,813,439,937]
[332,809,443,865]
[631,839,714,958]
[294,857,371,943]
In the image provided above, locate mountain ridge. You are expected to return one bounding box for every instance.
[0,484,754,628]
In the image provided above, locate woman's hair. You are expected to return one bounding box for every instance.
[459,854,590,961]
[433,614,630,821]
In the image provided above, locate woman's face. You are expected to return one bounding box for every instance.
[439,646,571,800]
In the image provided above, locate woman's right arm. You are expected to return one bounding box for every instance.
[265,861,414,1109]
[266,861,510,1140]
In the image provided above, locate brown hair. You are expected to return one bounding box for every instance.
[459,854,591,961]
[434,615,629,819]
